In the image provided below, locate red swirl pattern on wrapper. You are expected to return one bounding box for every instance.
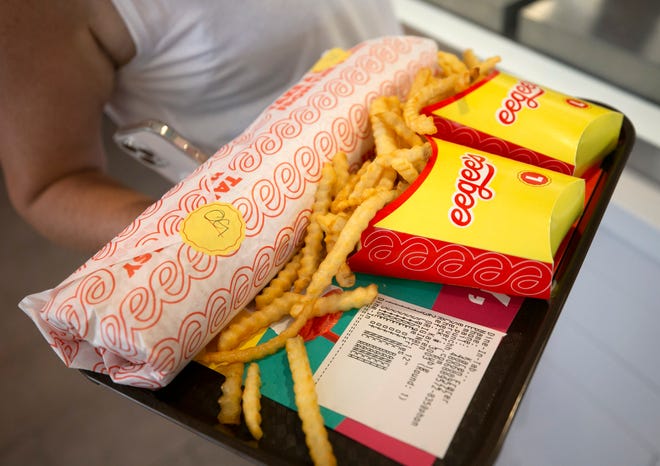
[349,228,553,298]
[19,36,438,388]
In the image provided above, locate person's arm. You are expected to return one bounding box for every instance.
[0,0,153,252]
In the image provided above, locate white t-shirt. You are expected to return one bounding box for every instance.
[107,0,402,154]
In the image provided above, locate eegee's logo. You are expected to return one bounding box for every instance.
[496,80,545,126]
[449,153,496,228]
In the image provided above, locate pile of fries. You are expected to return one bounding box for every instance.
[196,48,500,465]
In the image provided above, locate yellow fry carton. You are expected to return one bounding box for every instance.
[348,138,586,298]
[423,71,623,176]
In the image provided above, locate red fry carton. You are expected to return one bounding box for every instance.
[423,70,623,177]
[18,36,439,388]
[348,138,586,298]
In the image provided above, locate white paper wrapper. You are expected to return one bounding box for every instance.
[19,36,438,388]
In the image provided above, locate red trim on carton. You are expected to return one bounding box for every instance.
[348,226,553,298]
[426,115,574,174]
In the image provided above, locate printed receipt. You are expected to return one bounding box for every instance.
[314,294,504,458]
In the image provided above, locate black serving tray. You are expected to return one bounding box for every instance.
[83,112,634,466]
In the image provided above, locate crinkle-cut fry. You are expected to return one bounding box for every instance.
[401,144,430,173]
[345,161,384,203]
[369,95,388,115]
[216,362,244,425]
[476,55,501,80]
[395,181,411,196]
[313,284,379,317]
[306,161,336,233]
[343,110,398,205]
[200,300,316,365]
[403,89,440,134]
[339,154,400,211]
[454,70,472,93]
[285,336,337,466]
[242,363,263,440]
[369,95,400,115]
[294,162,336,293]
[374,166,398,192]
[410,142,432,172]
[372,138,427,185]
[461,49,501,83]
[314,161,336,214]
[331,159,371,214]
[335,262,355,288]
[317,212,347,254]
[207,309,252,352]
[462,49,480,72]
[330,151,349,198]
[377,111,423,148]
[354,186,386,206]
[331,195,361,213]
[327,215,348,252]
[355,165,397,206]
[291,218,323,293]
[255,249,302,310]
[391,157,420,185]
[404,74,458,135]
[370,114,399,157]
[316,212,342,237]
[370,97,400,154]
[377,143,431,171]
[333,163,397,215]
[306,188,398,299]
[218,292,302,351]
[291,284,378,318]
[437,50,468,77]
[407,67,434,101]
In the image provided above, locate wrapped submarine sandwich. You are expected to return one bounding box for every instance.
[19,36,438,388]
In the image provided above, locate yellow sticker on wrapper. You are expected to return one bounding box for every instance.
[180,202,246,256]
[310,47,352,73]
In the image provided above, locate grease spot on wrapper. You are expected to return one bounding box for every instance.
[180,202,246,255]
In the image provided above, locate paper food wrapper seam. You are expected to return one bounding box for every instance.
[19,36,439,388]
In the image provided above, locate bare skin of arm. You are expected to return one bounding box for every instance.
[0,0,153,252]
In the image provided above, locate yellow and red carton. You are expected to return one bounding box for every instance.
[348,138,586,298]
[349,70,623,299]
[422,70,623,177]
